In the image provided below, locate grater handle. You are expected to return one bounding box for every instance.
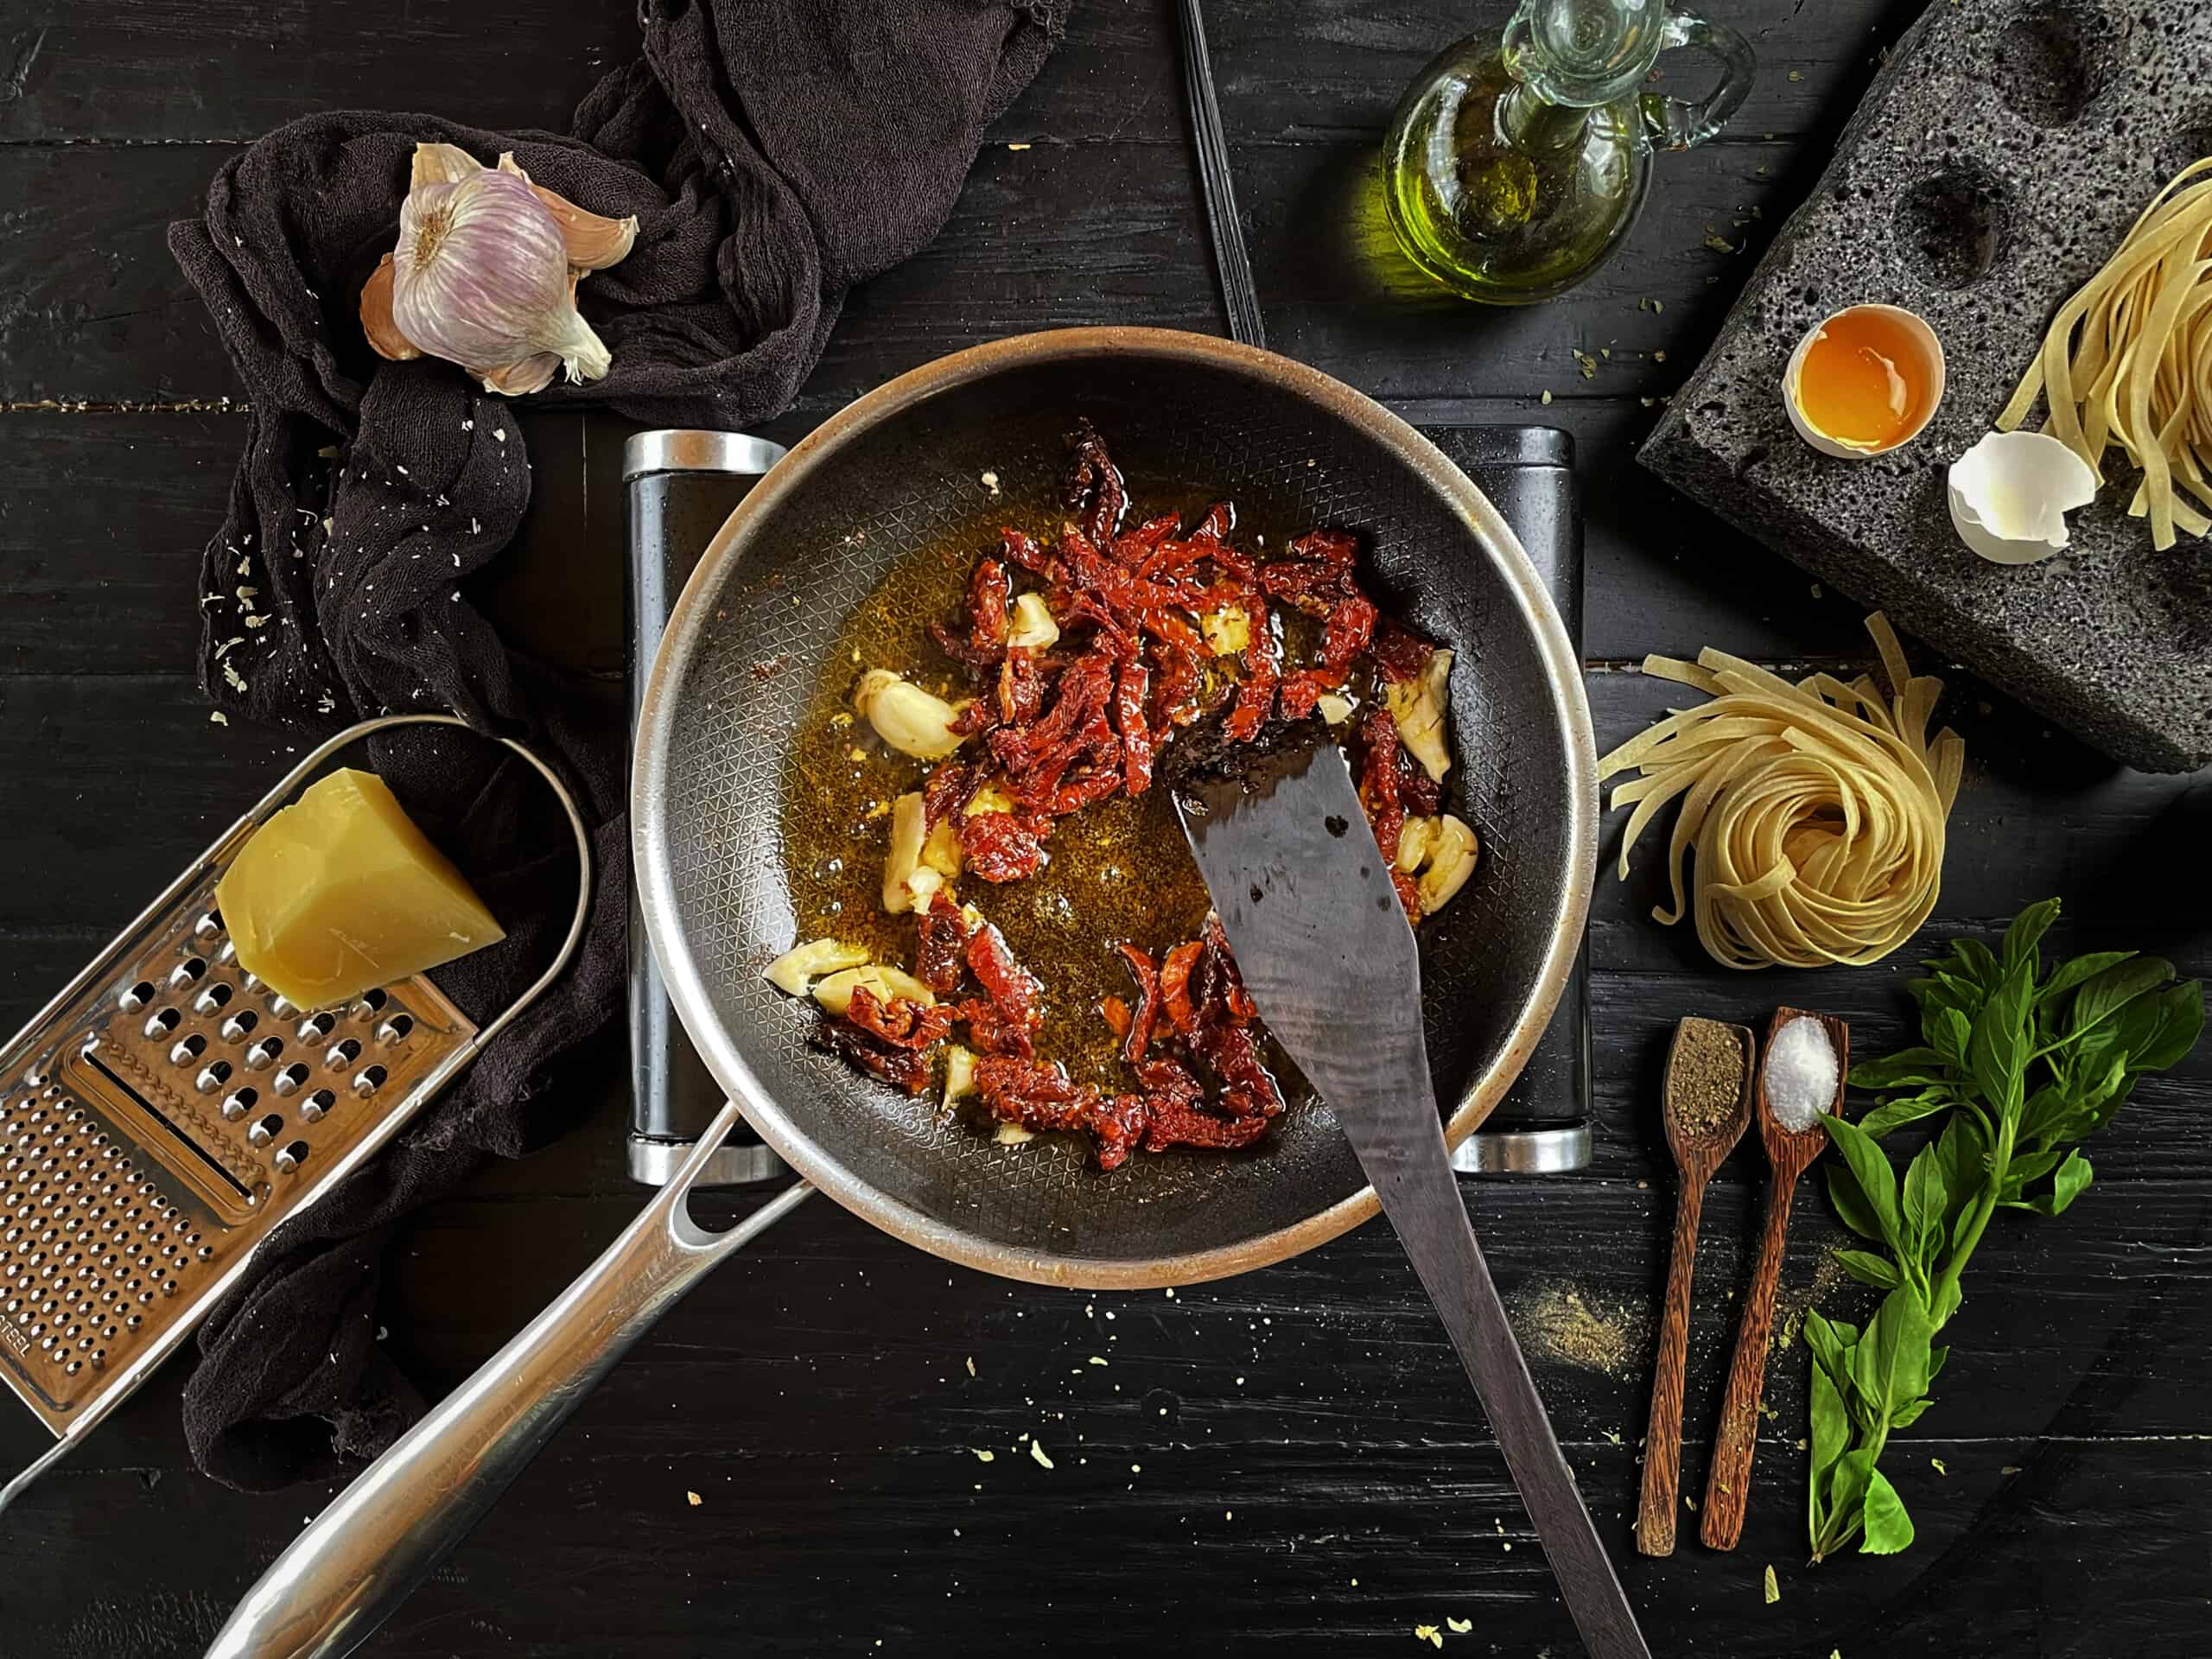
[203,1101,813,1659]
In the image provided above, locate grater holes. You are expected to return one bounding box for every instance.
[167,957,207,991]
[240,971,263,993]
[296,1014,334,1044]
[274,1141,309,1173]
[244,1038,284,1071]
[351,989,388,1019]
[143,1007,181,1039]
[352,1065,386,1098]
[194,982,234,1016]
[193,909,223,942]
[300,1089,336,1123]
[118,980,156,1014]
[168,1033,207,1066]
[271,1063,309,1097]
[323,1039,361,1070]
[194,1061,232,1095]
[246,1114,283,1148]
[215,939,237,967]
[375,1014,413,1046]
[270,995,298,1020]
[219,1010,257,1042]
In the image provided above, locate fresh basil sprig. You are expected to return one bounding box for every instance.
[1804,899,2204,1561]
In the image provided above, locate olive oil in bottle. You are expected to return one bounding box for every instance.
[1380,0,1755,306]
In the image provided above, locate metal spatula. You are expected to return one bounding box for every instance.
[1173,734,1649,1659]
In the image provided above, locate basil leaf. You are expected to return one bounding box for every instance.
[1859,1288,1935,1406]
[1859,1469,1916,1554]
[2070,958,2176,1040]
[2017,1082,2079,1147]
[2029,1150,2094,1217]
[1954,937,2001,990]
[1929,1113,1985,1228]
[1802,1308,1859,1389]
[1886,1395,1933,1428]
[1999,1149,2065,1198]
[1850,1047,1950,1090]
[1809,1356,1849,1478]
[1825,1160,1889,1245]
[1933,1006,1974,1067]
[2038,950,2136,1007]
[1822,1115,1904,1252]
[1926,1344,1948,1382]
[2001,897,2060,973]
[1859,1090,1956,1140]
[1901,1148,1949,1269]
[1832,1249,1903,1290]
[2135,982,2208,1072]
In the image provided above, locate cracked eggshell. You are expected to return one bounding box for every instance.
[1947,431,2099,565]
[1782,304,1945,459]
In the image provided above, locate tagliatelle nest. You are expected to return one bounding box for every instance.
[1598,614,1964,971]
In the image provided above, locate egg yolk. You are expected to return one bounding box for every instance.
[1795,308,1932,448]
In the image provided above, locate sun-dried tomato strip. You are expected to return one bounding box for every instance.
[1371,616,1433,684]
[1139,1052,1268,1154]
[916,893,974,995]
[1116,944,1161,1065]
[1000,526,1056,578]
[1065,418,1128,547]
[999,646,1046,726]
[967,919,1042,1032]
[974,1057,1148,1170]
[1160,940,1205,1033]
[1398,744,1443,817]
[1115,657,1156,793]
[1224,597,1279,742]
[1190,1022,1285,1119]
[816,1012,934,1095]
[959,810,1051,881]
[843,986,956,1051]
[1359,706,1406,863]
[1201,915,1257,1026]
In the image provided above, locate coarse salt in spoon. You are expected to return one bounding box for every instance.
[1700,1007,1847,1550]
[1637,1016,1756,1557]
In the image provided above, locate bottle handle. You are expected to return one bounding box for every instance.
[1639,7,1755,151]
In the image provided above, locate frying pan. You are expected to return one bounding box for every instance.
[207,328,1598,1659]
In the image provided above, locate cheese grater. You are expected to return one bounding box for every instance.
[0,712,590,1513]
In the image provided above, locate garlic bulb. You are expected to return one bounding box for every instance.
[361,143,637,397]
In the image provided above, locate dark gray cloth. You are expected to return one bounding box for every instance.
[165,0,1065,1492]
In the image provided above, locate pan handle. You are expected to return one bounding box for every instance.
[204,1101,814,1659]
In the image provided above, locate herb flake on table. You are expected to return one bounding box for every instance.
[1802,899,2203,1561]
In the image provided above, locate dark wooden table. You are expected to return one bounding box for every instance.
[2,3,2207,1655]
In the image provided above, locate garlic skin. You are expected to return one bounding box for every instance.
[364,143,638,396]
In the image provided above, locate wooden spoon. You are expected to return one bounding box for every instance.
[1700,1006,1847,1551]
[1636,1017,1755,1557]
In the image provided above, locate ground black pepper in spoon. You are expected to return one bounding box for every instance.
[1637,1016,1754,1556]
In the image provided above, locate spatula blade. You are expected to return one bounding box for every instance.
[1171,732,1649,1659]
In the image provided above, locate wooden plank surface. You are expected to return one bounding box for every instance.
[0,0,2206,1656]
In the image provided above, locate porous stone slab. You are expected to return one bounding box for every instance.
[1642,0,2212,772]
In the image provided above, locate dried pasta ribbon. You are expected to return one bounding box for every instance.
[1997,158,2212,550]
[1598,614,1964,971]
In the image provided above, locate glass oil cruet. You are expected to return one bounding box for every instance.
[1381,0,1754,304]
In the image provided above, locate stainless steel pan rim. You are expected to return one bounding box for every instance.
[633,326,1597,1289]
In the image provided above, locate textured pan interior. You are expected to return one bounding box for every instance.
[636,332,1593,1285]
